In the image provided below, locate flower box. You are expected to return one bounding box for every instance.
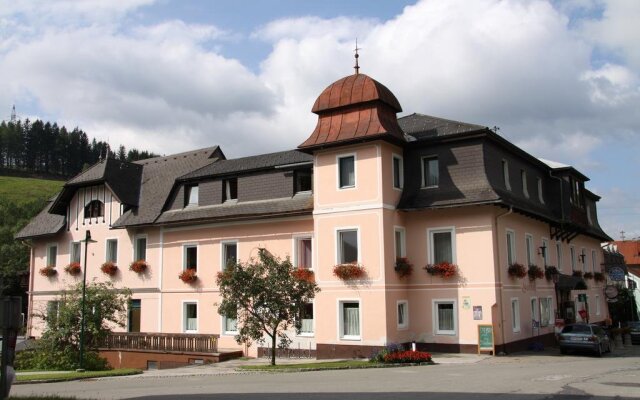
[394,257,413,278]
[101,261,118,276]
[129,260,149,274]
[544,265,559,281]
[583,272,594,279]
[572,270,583,278]
[425,262,458,278]
[292,268,315,282]
[39,265,57,277]
[527,264,544,280]
[507,263,527,279]
[64,262,82,276]
[179,268,198,283]
[594,272,605,282]
[333,263,366,280]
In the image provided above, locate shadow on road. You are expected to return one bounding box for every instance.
[127,393,637,400]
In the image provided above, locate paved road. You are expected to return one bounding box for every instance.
[12,346,640,400]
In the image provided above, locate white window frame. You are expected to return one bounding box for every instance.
[595,295,601,315]
[506,229,516,266]
[182,301,198,333]
[293,235,313,270]
[433,299,457,336]
[421,156,439,188]
[338,300,361,340]
[502,160,511,191]
[335,227,360,265]
[186,185,199,206]
[541,238,549,266]
[586,203,593,225]
[591,249,597,272]
[570,246,576,271]
[397,300,409,330]
[511,298,521,333]
[427,227,456,264]
[537,178,544,204]
[46,243,58,267]
[220,240,238,271]
[392,153,404,190]
[222,312,238,335]
[539,297,552,327]
[69,241,81,264]
[336,153,356,190]
[394,226,406,259]
[525,234,534,266]
[183,243,198,271]
[581,247,587,271]
[297,301,315,337]
[556,241,563,271]
[134,234,147,262]
[105,238,118,264]
[521,170,529,198]
[530,297,539,324]
[223,178,238,202]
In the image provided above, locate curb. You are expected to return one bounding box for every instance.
[236,361,435,373]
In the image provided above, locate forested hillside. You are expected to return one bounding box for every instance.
[0,118,158,178]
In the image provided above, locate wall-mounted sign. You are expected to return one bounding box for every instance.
[462,297,471,310]
[608,267,625,281]
[604,285,619,299]
[473,306,483,320]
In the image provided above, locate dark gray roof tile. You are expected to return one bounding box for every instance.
[398,113,486,140]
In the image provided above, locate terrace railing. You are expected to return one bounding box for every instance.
[101,332,219,354]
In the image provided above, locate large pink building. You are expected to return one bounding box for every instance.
[18,71,611,361]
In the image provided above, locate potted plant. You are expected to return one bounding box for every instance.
[101,261,118,276]
[39,265,57,277]
[507,263,527,279]
[64,262,82,276]
[129,259,149,274]
[333,263,366,280]
[292,268,315,282]
[179,268,198,283]
[583,271,594,279]
[572,270,583,278]
[544,265,559,281]
[527,264,544,281]
[425,262,458,278]
[594,272,606,282]
[394,257,413,278]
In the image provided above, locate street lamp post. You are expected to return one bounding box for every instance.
[78,230,96,371]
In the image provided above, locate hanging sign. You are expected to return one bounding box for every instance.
[477,324,494,355]
[608,267,625,281]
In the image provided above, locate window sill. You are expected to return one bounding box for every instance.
[338,185,356,190]
[223,199,238,204]
[339,336,361,341]
[184,330,198,334]
[420,185,438,190]
[222,331,238,336]
[297,333,315,338]
[435,331,456,336]
[397,326,408,331]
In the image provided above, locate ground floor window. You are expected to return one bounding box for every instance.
[530,297,539,324]
[540,297,552,327]
[511,298,521,333]
[128,299,141,332]
[339,301,360,339]
[184,302,197,333]
[46,301,59,327]
[299,303,314,335]
[595,295,601,316]
[434,300,456,335]
[223,311,238,334]
[397,300,408,329]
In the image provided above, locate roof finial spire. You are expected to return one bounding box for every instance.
[354,38,361,75]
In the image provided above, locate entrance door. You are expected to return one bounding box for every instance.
[129,300,141,332]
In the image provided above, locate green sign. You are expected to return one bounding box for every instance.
[478,324,494,355]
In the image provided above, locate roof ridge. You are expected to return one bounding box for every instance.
[399,113,486,128]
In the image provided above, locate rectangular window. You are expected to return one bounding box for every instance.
[581,247,587,271]
[511,298,521,333]
[428,228,454,264]
[295,237,312,269]
[586,204,593,225]
[537,178,544,203]
[223,310,238,334]
[434,300,456,335]
[394,228,406,258]
[502,160,511,190]
[184,245,197,271]
[530,298,539,323]
[591,249,597,272]
[506,230,516,266]
[421,156,439,187]
[521,170,529,198]
[185,185,199,206]
[556,242,563,271]
[106,239,118,263]
[338,155,355,189]
[595,295,601,315]
[570,246,576,271]
[340,301,360,339]
[46,301,59,327]
[541,238,549,266]
[222,242,237,270]
[397,301,408,329]
[337,229,358,264]
[46,244,57,267]
[70,242,81,264]
[134,236,147,261]
[540,297,552,327]
[299,303,314,335]
[222,178,238,202]
[294,169,313,193]
[128,299,141,333]
[525,234,534,266]
[392,155,403,189]
[184,303,197,333]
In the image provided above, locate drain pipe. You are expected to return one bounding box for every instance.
[493,206,513,355]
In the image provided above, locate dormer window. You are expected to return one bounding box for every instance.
[223,178,238,202]
[521,170,529,198]
[294,169,312,193]
[338,155,355,189]
[421,156,439,188]
[502,160,511,191]
[84,200,104,218]
[185,185,199,206]
[537,178,544,204]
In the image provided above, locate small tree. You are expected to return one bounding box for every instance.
[216,249,320,366]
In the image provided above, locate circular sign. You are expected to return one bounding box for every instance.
[604,285,618,299]
[608,267,625,281]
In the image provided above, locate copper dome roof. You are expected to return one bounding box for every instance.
[311,74,402,114]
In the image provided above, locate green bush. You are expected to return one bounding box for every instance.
[15,349,109,371]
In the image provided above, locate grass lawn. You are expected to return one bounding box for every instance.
[0,176,63,204]
[239,360,375,371]
[9,397,85,400]
[16,368,142,383]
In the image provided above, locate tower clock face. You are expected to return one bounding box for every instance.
[604,285,618,299]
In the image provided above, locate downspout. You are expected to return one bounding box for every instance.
[493,206,513,355]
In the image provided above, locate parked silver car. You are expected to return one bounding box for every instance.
[559,323,611,356]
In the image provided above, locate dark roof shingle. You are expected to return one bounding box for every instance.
[399,113,486,140]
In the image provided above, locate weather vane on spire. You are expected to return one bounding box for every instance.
[354,38,361,75]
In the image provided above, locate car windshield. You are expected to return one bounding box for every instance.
[562,325,591,334]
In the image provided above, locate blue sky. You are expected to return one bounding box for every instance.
[0,0,639,239]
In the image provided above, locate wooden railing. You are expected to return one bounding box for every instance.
[101,332,219,354]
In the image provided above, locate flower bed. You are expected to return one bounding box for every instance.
[594,272,605,282]
[383,350,432,364]
[544,265,559,281]
[572,270,583,278]
[527,264,544,280]
[64,262,82,276]
[394,257,413,278]
[583,272,594,279]
[507,263,527,278]
[39,266,57,277]
[333,263,366,280]
[129,260,148,274]
[292,268,315,282]
[424,262,458,278]
[179,268,198,283]
[101,262,118,276]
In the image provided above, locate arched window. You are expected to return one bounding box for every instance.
[84,200,104,219]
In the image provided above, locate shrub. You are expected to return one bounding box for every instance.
[64,262,82,276]
[383,350,432,364]
[179,268,198,283]
[39,265,57,277]
[129,260,148,274]
[544,265,559,281]
[394,257,413,278]
[15,348,109,371]
[425,262,458,278]
[370,343,405,363]
[333,263,366,280]
[527,265,544,280]
[507,263,527,278]
[101,261,118,276]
